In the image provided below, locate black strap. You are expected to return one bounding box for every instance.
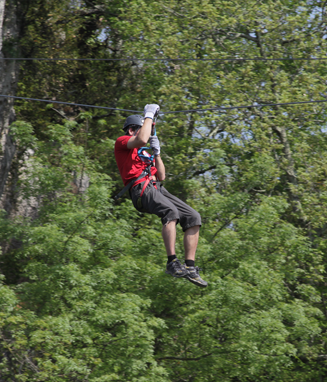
[114,165,152,200]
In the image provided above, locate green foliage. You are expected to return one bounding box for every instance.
[10,121,37,148]
[2,0,327,380]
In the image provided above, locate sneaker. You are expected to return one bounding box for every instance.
[165,258,189,278]
[185,266,208,288]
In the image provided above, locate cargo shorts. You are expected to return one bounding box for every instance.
[129,180,201,232]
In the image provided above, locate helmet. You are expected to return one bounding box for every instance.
[123,114,144,132]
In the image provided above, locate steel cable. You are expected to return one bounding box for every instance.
[1,94,327,114]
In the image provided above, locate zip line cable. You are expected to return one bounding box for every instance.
[1,56,327,62]
[0,95,140,113]
[1,94,327,114]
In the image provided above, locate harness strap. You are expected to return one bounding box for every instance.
[139,175,158,197]
[114,165,152,200]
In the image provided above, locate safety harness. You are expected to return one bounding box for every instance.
[114,147,158,200]
[114,165,151,200]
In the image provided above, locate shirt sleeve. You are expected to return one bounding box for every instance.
[115,135,131,150]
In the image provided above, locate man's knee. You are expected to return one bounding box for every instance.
[181,210,201,232]
[189,209,201,226]
[162,210,179,226]
[163,219,178,227]
[186,224,200,232]
[193,211,201,225]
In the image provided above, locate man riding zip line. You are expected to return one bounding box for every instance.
[114,103,207,287]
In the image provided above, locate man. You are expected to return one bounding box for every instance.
[114,103,207,287]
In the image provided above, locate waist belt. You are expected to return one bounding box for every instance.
[114,165,152,200]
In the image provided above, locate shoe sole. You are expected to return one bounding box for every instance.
[186,275,208,287]
[165,270,188,278]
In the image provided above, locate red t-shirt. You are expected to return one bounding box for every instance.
[114,135,157,186]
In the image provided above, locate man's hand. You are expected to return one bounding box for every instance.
[144,104,160,120]
[149,135,160,156]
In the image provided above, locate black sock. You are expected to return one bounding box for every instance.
[167,255,177,264]
[185,260,194,267]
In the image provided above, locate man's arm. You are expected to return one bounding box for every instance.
[127,118,152,149]
[127,104,160,149]
[155,155,165,181]
[148,134,165,180]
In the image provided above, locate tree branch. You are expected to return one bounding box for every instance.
[192,165,217,177]
[156,353,212,361]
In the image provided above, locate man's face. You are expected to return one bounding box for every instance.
[128,126,141,136]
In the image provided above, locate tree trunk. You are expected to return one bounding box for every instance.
[0,0,20,210]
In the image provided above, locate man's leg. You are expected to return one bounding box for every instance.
[184,225,200,261]
[184,225,207,288]
[158,186,208,287]
[130,182,192,279]
[162,219,189,278]
[162,219,178,256]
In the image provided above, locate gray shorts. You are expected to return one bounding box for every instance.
[130,181,201,232]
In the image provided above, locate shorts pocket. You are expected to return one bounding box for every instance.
[130,184,147,212]
[136,197,143,210]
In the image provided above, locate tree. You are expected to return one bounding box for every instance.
[0,0,21,208]
[2,0,327,381]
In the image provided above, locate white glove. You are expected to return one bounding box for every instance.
[149,135,160,156]
[144,104,160,119]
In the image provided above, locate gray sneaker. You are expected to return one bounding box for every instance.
[165,258,189,278]
[185,266,208,287]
